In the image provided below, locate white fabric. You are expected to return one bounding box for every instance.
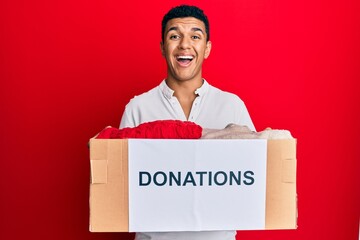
[202,124,293,139]
[120,79,255,240]
[120,79,255,131]
[134,231,236,240]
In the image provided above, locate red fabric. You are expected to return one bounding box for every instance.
[96,120,202,139]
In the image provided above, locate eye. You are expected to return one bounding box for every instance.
[170,35,180,40]
[192,35,201,40]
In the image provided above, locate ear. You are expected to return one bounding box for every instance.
[160,41,165,57]
[204,41,212,59]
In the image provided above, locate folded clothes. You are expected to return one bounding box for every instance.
[202,123,293,139]
[96,120,203,139]
[96,120,292,140]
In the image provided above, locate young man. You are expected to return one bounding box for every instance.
[120,5,255,240]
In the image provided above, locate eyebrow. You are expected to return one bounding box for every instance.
[191,27,204,34]
[166,26,205,35]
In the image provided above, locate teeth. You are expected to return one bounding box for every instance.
[177,56,193,60]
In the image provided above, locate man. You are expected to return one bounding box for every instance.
[120,5,255,240]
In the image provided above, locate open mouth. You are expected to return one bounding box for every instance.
[176,55,194,65]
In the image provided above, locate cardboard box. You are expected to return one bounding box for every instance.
[89,138,297,232]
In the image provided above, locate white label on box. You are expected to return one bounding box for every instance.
[128,139,267,232]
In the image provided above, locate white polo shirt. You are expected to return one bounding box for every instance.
[120,79,255,240]
[120,79,255,131]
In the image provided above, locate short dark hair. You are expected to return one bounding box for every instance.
[162,5,210,42]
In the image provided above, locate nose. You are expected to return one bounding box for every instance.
[178,36,191,49]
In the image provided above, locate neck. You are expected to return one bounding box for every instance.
[165,77,204,120]
[165,77,203,96]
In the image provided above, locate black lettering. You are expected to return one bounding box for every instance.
[229,171,242,185]
[208,171,212,186]
[243,171,255,185]
[183,172,196,186]
[153,171,167,186]
[139,171,151,186]
[169,171,181,186]
[214,171,227,186]
[196,171,207,186]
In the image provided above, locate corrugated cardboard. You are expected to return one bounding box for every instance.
[89,138,297,232]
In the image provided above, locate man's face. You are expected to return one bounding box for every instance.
[161,17,211,83]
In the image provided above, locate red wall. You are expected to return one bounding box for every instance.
[1,0,359,239]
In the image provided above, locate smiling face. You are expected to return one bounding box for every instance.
[161,17,212,84]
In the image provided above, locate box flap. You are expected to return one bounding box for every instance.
[282,159,296,183]
[91,160,107,184]
[265,139,297,229]
[89,138,129,232]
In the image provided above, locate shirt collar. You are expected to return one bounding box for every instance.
[160,79,209,100]
[160,80,175,99]
[195,79,209,97]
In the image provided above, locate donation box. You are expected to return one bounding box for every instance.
[89,139,297,232]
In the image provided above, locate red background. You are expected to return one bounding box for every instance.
[1,0,359,239]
